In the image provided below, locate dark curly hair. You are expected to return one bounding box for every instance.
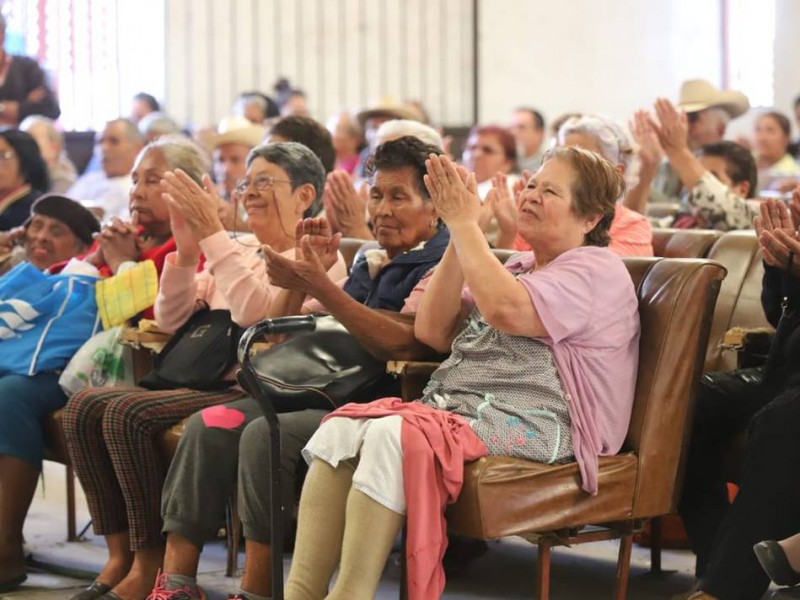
[365,136,443,200]
[269,115,336,174]
[701,141,758,199]
[0,129,50,192]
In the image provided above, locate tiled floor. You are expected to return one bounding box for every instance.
[4,463,786,599]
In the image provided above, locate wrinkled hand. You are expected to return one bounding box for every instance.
[754,198,799,271]
[630,109,664,171]
[263,236,332,295]
[777,177,799,195]
[480,173,518,238]
[162,171,225,242]
[0,226,26,254]
[324,171,371,238]
[789,185,800,231]
[512,169,533,203]
[166,200,201,266]
[95,216,140,272]
[294,217,342,272]
[423,154,480,229]
[649,98,689,156]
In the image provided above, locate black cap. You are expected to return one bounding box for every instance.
[30,194,101,245]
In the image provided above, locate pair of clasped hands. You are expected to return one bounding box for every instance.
[754,185,800,275]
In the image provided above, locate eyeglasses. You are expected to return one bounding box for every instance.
[235,174,292,195]
[0,150,16,162]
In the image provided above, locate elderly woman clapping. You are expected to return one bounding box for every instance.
[62,142,347,600]
[283,147,641,600]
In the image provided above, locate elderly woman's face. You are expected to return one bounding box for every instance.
[239,157,302,241]
[755,115,790,160]
[516,159,594,253]
[0,137,25,192]
[462,132,513,184]
[25,214,84,270]
[129,148,171,229]
[368,166,437,258]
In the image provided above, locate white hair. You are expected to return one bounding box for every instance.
[375,119,443,149]
[558,114,641,190]
[138,111,181,138]
[20,115,63,145]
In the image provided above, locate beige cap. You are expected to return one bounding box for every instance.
[356,97,424,127]
[210,116,266,150]
[677,79,750,119]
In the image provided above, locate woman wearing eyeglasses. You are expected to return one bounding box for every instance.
[460,125,519,246]
[62,142,346,600]
[0,129,49,230]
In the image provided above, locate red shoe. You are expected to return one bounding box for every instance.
[146,571,207,600]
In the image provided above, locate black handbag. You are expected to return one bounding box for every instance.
[238,314,398,413]
[139,307,242,391]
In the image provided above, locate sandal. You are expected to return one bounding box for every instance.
[69,581,114,600]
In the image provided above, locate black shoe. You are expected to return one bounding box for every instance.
[0,572,26,593]
[69,581,113,600]
[754,540,800,587]
[443,535,490,577]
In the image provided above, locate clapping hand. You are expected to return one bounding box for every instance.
[754,198,800,274]
[649,98,689,156]
[324,170,371,238]
[294,217,342,272]
[423,154,481,229]
[162,170,225,242]
[263,235,331,295]
[480,172,519,243]
[630,109,664,171]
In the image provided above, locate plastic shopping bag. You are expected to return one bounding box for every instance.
[58,326,134,395]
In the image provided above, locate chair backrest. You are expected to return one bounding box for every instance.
[704,230,770,372]
[622,257,726,518]
[652,228,723,259]
[338,238,372,273]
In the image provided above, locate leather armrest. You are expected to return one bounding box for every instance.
[386,360,442,401]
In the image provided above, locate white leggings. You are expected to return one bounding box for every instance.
[302,414,406,514]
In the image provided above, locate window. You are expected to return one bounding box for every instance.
[4,0,165,130]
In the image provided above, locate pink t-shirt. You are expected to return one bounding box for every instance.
[608,204,654,257]
[465,247,640,494]
[156,231,347,332]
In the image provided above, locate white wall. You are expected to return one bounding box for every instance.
[161,0,799,136]
[164,0,475,129]
[478,0,723,127]
[774,0,800,136]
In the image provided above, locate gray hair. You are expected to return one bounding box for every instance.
[375,119,443,149]
[247,141,326,218]
[138,111,182,138]
[143,134,210,185]
[107,117,144,145]
[703,106,731,128]
[326,111,363,139]
[558,114,641,190]
[20,115,63,145]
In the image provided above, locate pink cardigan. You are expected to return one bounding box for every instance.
[327,398,487,600]
[155,231,347,332]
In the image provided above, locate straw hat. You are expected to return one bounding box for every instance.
[677,79,750,119]
[210,116,266,149]
[356,97,424,127]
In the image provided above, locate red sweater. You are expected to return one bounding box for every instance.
[326,398,487,599]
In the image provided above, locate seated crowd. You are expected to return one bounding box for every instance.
[0,72,799,600]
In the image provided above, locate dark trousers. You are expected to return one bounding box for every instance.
[700,386,800,599]
[678,367,776,577]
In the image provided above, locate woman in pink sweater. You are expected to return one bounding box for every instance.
[285,147,640,600]
[62,142,346,600]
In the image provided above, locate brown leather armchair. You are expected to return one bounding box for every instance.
[651,228,723,259]
[393,257,726,599]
